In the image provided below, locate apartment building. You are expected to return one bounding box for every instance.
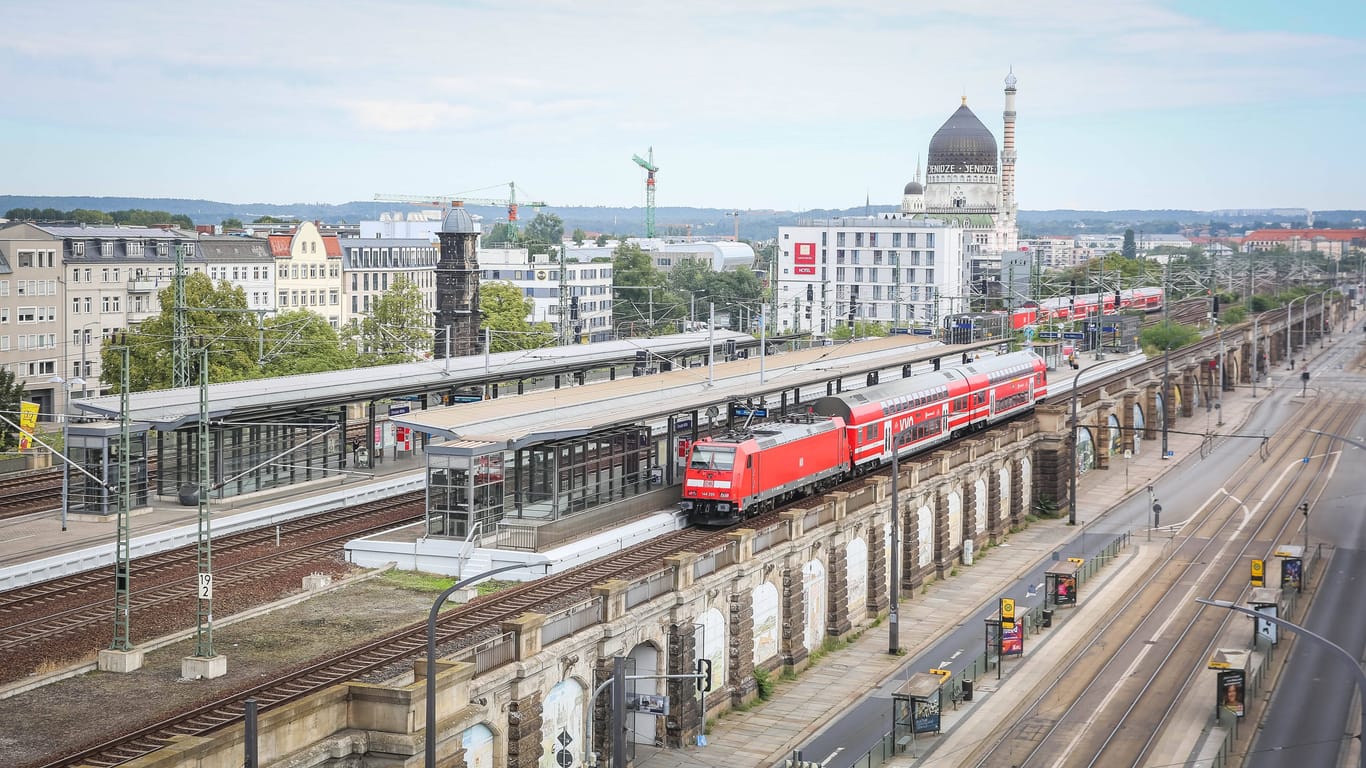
[0,223,201,419]
[478,247,614,343]
[201,235,277,313]
[269,221,342,327]
[338,236,438,329]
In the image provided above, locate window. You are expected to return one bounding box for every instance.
[18,307,36,323]
[0,308,7,323]
[329,290,338,305]
[351,274,358,291]
[836,232,846,247]
[892,232,902,247]
[18,252,33,268]
[279,290,288,306]
[84,297,92,313]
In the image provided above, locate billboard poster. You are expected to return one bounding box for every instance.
[1001,620,1023,656]
[1254,604,1279,644]
[912,696,941,734]
[18,401,38,450]
[1281,558,1303,592]
[1054,575,1077,605]
[752,582,780,665]
[793,242,817,275]
[1218,669,1245,718]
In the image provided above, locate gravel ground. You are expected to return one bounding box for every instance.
[0,572,443,768]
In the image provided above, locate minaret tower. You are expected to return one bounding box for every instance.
[1001,68,1018,213]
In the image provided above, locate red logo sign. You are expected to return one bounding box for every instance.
[794,266,816,275]
[794,242,816,264]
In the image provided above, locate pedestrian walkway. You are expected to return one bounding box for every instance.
[635,350,1284,768]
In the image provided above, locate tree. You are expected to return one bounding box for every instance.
[1139,320,1200,353]
[222,217,244,230]
[830,320,890,340]
[103,273,265,392]
[357,277,432,365]
[572,227,586,246]
[612,243,685,336]
[522,212,564,255]
[253,215,288,224]
[1122,229,1137,260]
[482,221,520,247]
[259,310,357,376]
[595,233,609,247]
[0,368,26,452]
[480,281,555,352]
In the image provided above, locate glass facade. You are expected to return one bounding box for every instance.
[156,410,345,500]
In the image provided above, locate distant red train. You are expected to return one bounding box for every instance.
[1004,286,1164,328]
[681,351,1048,526]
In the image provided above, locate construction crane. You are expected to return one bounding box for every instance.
[632,148,658,238]
[374,182,547,232]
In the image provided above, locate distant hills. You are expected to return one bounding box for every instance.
[3,195,1362,241]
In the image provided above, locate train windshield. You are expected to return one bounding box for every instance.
[690,447,736,470]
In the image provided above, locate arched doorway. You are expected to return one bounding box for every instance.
[626,643,660,746]
[1076,426,1096,475]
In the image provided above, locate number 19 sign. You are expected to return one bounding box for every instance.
[198,573,214,600]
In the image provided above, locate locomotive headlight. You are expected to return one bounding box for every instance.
[679,501,694,510]
[717,503,732,512]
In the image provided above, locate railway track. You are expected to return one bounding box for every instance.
[0,493,427,686]
[0,469,63,519]
[36,523,732,768]
[972,398,1355,767]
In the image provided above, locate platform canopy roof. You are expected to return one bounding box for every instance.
[393,336,979,451]
[73,330,756,430]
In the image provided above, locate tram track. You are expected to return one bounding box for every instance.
[971,398,1356,768]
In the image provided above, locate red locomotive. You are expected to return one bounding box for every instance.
[681,351,1047,526]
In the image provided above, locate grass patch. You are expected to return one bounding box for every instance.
[476,579,519,596]
[380,570,456,593]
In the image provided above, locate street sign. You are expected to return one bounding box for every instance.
[1062,332,1085,340]
[1038,332,1061,340]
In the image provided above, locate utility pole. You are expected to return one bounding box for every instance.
[113,339,133,650]
[172,243,192,388]
[185,341,224,678]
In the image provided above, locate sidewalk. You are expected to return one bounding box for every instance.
[635,352,1279,768]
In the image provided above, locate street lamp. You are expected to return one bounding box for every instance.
[1194,598,1366,768]
[426,562,550,768]
[1286,295,1308,367]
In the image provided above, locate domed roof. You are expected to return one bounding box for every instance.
[903,180,924,195]
[927,103,999,174]
[441,205,479,234]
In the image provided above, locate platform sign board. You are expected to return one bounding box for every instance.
[1062,332,1085,340]
[1218,670,1245,718]
[1250,559,1264,587]
[1000,598,1016,629]
[389,404,411,451]
[912,328,935,336]
[1038,332,1061,339]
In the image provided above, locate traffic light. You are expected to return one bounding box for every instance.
[696,658,713,692]
[569,295,580,320]
[1212,294,1220,317]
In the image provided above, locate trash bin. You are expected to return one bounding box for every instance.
[961,679,973,702]
[178,484,199,507]
[1041,609,1054,628]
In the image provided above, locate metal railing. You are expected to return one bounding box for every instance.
[625,568,674,609]
[451,631,517,674]
[541,598,603,646]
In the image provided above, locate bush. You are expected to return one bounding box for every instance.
[753,667,775,700]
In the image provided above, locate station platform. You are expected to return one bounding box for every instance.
[0,447,428,590]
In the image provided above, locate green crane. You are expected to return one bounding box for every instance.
[632,147,658,238]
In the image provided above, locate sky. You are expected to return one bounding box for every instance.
[2,0,1364,214]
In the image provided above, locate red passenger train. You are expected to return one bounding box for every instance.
[681,351,1048,526]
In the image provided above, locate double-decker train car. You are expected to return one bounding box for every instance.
[1039,286,1163,320]
[681,351,1047,526]
[812,350,1047,470]
[680,417,851,526]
